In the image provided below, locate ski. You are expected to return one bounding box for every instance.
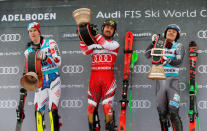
[118,32,133,131]
[16,88,27,131]
[128,52,138,131]
[188,41,200,131]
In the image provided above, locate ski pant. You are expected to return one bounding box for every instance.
[156,77,183,131]
[88,70,116,131]
[34,72,61,131]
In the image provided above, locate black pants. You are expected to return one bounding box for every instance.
[156,77,183,131]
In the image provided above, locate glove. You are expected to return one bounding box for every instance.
[89,24,98,36]
[152,34,159,42]
[37,50,47,60]
[91,44,102,49]
[166,41,173,49]
[163,56,171,65]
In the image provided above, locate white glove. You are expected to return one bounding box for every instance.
[92,44,102,49]
[37,50,47,60]
[152,34,159,42]
[163,56,171,65]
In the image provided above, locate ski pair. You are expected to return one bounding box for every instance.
[188,41,200,131]
[118,32,138,131]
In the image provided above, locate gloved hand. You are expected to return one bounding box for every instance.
[163,56,171,65]
[152,34,160,42]
[89,24,98,36]
[166,41,173,49]
[91,44,102,49]
[37,50,47,60]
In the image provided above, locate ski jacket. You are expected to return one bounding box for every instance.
[145,41,185,77]
[80,34,120,71]
[24,38,61,75]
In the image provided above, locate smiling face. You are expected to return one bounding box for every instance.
[29,28,40,44]
[103,25,115,38]
[166,29,178,42]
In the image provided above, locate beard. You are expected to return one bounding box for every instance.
[103,31,113,39]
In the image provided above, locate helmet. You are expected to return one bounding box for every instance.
[27,22,41,34]
[101,19,117,37]
[164,24,181,41]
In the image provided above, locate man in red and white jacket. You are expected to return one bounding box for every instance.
[80,19,120,131]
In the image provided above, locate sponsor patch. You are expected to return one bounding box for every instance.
[169,100,179,108]
[173,93,180,102]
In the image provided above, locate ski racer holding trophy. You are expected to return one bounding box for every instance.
[72,8,119,131]
[145,24,185,131]
[80,19,120,131]
[23,22,61,131]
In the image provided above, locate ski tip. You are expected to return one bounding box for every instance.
[189,41,197,47]
[126,32,133,36]
[126,32,133,34]
[125,32,133,42]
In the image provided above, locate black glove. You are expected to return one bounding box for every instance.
[89,24,98,36]
[166,41,173,49]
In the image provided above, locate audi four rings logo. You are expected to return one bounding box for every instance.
[62,65,84,74]
[0,66,19,74]
[92,54,112,63]
[179,82,186,91]
[198,30,207,38]
[0,100,17,108]
[198,65,207,73]
[198,101,207,109]
[61,99,83,108]
[131,100,151,109]
[0,34,21,42]
[133,65,150,73]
